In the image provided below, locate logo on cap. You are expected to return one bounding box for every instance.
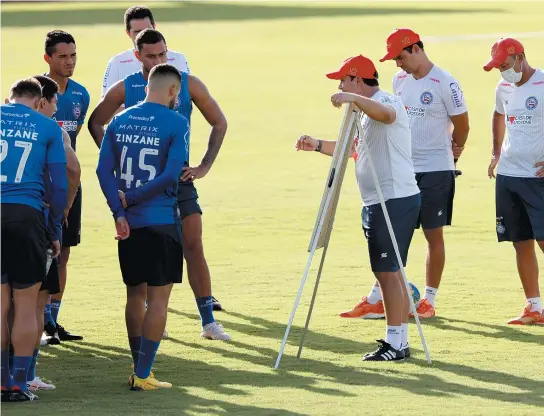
[525,96,538,110]
[349,67,358,76]
[491,44,499,57]
[507,46,516,54]
[420,91,433,105]
[402,36,411,45]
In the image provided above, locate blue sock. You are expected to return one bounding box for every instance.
[135,337,160,379]
[196,296,215,327]
[12,356,32,392]
[1,350,11,388]
[51,299,61,322]
[27,349,39,382]
[44,303,55,327]
[128,336,141,369]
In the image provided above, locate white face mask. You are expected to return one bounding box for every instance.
[501,57,522,83]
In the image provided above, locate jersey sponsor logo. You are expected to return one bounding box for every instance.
[120,59,134,64]
[500,82,512,87]
[507,115,532,125]
[430,77,441,83]
[71,91,83,96]
[56,120,78,131]
[449,82,464,108]
[128,114,155,122]
[103,63,111,87]
[397,74,408,80]
[73,102,81,119]
[132,84,145,88]
[404,106,426,117]
[1,111,30,118]
[525,96,538,110]
[532,81,544,86]
[420,91,433,105]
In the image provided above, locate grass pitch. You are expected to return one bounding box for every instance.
[1,1,544,415]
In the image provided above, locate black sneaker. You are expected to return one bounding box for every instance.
[403,345,411,358]
[363,340,405,362]
[56,323,83,341]
[212,296,223,311]
[43,322,61,345]
[9,389,38,402]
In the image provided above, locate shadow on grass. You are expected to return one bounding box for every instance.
[1,1,503,28]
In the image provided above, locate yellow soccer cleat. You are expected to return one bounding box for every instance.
[130,373,172,391]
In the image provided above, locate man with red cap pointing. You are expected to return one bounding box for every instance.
[295,55,421,361]
[484,38,544,325]
[339,29,470,322]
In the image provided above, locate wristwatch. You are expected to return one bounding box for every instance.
[315,140,323,152]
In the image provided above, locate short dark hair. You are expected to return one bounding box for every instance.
[45,30,75,56]
[350,71,379,87]
[148,63,181,83]
[135,28,166,52]
[9,77,42,100]
[125,5,155,32]
[403,40,424,54]
[33,75,59,101]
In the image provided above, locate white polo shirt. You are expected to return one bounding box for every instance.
[393,65,468,173]
[102,49,190,96]
[354,90,420,206]
[495,69,544,178]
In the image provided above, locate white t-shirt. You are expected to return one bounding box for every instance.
[495,69,544,178]
[102,49,190,96]
[354,90,420,206]
[392,65,467,173]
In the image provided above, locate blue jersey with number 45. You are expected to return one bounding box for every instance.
[1,103,66,211]
[96,101,190,229]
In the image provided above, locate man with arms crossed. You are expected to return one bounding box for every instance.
[340,29,470,320]
[296,55,421,360]
[89,29,230,341]
[484,37,544,325]
[43,30,90,342]
[97,64,189,390]
[1,78,67,401]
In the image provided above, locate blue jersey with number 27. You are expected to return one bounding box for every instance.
[96,101,190,229]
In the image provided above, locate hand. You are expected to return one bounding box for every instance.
[488,157,499,179]
[295,135,318,151]
[535,161,544,177]
[452,142,465,159]
[63,209,69,227]
[331,92,355,108]
[180,165,210,182]
[118,190,127,208]
[50,240,61,258]
[115,216,130,241]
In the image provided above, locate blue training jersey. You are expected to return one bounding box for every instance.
[124,70,192,155]
[96,102,190,229]
[52,78,90,151]
[1,103,66,212]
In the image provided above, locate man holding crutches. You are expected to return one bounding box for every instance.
[295,55,421,361]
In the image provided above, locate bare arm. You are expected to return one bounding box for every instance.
[62,129,81,214]
[451,112,470,148]
[183,75,227,177]
[492,110,506,159]
[332,93,395,124]
[87,80,125,148]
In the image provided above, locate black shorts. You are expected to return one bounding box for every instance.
[496,175,544,242]
[415,171,455,229]
[118,224,183,287]
[63,185,82,247]
[40,257,60,295]
[177,181,202,220]
[1,203,47,289]
[362,193,421,273]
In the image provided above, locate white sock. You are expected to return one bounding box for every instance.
[367,284,382,304]
[527,297,543,313]
[385,325,402,350]
[401,323,409,349]
[424,286,438,307]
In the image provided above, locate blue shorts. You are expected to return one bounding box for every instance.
[415,171,455,229]
[177,181,202,220]
[496,175,544,242]
[362,193,421,273]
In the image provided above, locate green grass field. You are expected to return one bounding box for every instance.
[2,1,544,415]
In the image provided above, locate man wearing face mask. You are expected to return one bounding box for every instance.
[484,37,544,325]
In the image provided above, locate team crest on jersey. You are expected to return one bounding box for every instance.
[525,96,538,110]
[73,102,81,119]
[420,91,433,105]
[173,96,181,111]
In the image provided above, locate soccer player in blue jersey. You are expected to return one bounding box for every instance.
[43,30,89,342]
[1,78,68,402]
[97,64,188,390]
[89,29,230,341]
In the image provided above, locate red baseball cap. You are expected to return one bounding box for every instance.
[326,55,377,80]
[379,28,421,62]
[483,38,524,71]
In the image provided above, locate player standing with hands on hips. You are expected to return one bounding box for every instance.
[484,37,544,325]
[296,55,421,361]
